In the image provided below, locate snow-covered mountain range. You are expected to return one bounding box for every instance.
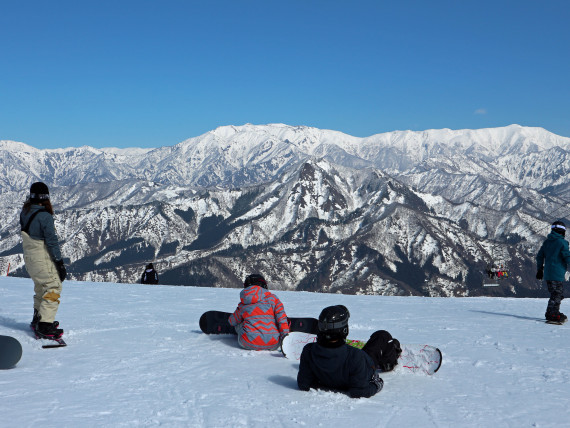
[2,123,570,296]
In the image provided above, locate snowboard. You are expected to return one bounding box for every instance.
[0,335,23,369]
[546,318,567,325]
[281,331,442,375]
[40,338,67,348]
[199,311,319,335]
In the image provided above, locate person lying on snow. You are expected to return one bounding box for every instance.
[297,305,401,398]
[228,274,290,350]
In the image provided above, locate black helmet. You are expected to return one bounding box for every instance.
[243,274,267,289]
[29,182,50,203]
[318,305,350,340]
[552,220,566,237]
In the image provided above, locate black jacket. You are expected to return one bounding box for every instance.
[141,269,159,284]
[297,342,379,398]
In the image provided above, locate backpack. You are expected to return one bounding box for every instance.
[362,330,402,372]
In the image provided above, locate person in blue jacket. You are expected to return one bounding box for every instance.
[297,305,383,398]
[536,220,570,323]
[20,182,67,339]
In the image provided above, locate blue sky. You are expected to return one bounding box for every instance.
[1,1,569,149]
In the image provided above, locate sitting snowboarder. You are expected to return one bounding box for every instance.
[228,274,290,350]
[536,220,570,323]
[297,305,385,398]
[140,263,159,285]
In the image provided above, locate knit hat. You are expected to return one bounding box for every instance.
[552,220,566,237]
[243,274,267,289]
[29,182,50,203]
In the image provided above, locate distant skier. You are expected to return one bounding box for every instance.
[20,182,67,339]
[536,220,570,323]
[297,305,385,398]
[140,263,159,284]
[228,274,290,350]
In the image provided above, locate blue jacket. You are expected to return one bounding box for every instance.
[19,205,63,262]
[536,232,570,282]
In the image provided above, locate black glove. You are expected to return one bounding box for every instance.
[371,370,384,392]
[536,269,543,280]
[55,259,67,282]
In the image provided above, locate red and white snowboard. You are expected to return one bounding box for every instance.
[281,331,442,375]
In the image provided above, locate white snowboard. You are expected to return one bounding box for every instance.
[281,331,442,375]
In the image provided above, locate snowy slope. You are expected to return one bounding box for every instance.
[1,276,569,427]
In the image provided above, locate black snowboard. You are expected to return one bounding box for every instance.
[0,335,23,369]
[199,310,319,335]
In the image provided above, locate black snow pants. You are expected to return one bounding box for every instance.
[546,280,564,315]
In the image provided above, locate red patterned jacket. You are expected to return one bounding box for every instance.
[228,285,290,350]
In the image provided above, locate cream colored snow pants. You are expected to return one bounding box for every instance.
[21,232,62,323]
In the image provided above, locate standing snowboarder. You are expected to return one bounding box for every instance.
[228,274,290,350]
[297,305,384,398]
[140,263,159,284]
[536,220,570,323]
[20,182,67,339]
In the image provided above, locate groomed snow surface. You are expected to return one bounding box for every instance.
[1,276,569,428]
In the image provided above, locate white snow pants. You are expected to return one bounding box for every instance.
[21,232,62,323]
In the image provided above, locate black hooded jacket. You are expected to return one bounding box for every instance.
[297,341,379,398]
[141,265,159,284]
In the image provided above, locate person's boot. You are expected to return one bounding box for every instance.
[36,321,64,339]
[546,312,567,323]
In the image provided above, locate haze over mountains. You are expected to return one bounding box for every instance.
[2,123,570,297]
